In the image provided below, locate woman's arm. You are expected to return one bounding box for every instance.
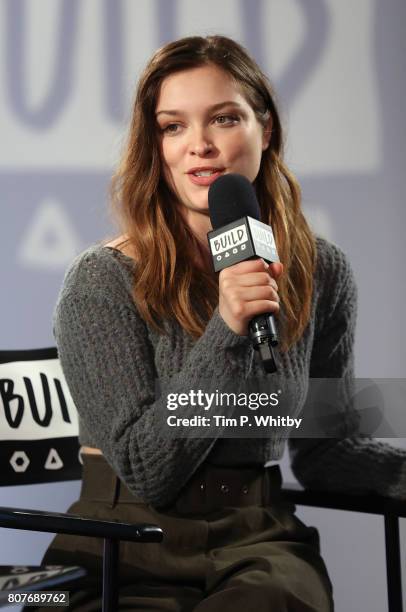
[54,247,252,508]
[288,239,406,500]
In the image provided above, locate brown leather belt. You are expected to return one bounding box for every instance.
[172,462,283,514]
[79,454,283,514]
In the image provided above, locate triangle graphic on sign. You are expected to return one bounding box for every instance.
[18,199,81,270]
[45,448,64,470]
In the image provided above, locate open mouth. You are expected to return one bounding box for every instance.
[192,169,222,177]
[187,168,226,186]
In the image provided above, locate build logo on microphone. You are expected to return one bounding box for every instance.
[209,224,249,261]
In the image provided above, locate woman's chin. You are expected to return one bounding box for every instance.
[184,201,210,214]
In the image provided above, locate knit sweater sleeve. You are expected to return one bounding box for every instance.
[54,247,251,508]
[288,238,406,501]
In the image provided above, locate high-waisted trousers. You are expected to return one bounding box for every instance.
[33,454,334,611]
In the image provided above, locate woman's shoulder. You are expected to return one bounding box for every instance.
[57,237,136,303]
[312,236,357,320]
[314,235,355,288]
[53,239,149,363]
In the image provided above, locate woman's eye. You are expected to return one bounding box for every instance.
[162,123,181,135]
[215,115,240,125]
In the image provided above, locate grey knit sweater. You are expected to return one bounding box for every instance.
[54,237,406,508]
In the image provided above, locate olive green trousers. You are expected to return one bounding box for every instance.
[35,455,334,611]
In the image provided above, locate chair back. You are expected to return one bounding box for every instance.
[0,348,81,486]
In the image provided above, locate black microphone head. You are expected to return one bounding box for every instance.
[208,173,261,229]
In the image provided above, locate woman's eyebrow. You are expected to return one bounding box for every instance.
[156,101,243,117]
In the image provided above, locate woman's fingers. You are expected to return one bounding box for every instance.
[229,272,278,291]
[227,258,270,275]
[218,258,284,336]
[232,285,280,303]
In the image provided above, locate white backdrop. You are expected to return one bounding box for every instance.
[1,1,405,610]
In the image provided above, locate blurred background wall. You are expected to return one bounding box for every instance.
[1,1,405,610]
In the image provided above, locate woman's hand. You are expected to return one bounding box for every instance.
[219,258,283,336]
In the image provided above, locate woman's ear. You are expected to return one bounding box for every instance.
[262,116,273,151]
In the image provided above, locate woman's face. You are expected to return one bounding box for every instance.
[155,64,271,229]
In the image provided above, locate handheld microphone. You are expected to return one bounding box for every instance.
[207,173,280,374]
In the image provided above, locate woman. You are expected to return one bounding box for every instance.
[40,35,405,611]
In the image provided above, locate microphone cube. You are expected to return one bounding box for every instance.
[207,216,279,272]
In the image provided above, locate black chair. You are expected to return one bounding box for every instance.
[282,483,405,612]
[0,348,163,611]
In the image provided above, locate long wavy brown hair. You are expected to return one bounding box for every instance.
[109,35,316,350]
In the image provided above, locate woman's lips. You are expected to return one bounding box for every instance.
[187,170,224,186]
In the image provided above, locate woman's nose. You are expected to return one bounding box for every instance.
[189,127,214,156]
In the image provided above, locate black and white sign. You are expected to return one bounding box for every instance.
[0,349,81,485]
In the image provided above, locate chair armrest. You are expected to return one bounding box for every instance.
[281,484,406,517]
[0,506,163,542]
